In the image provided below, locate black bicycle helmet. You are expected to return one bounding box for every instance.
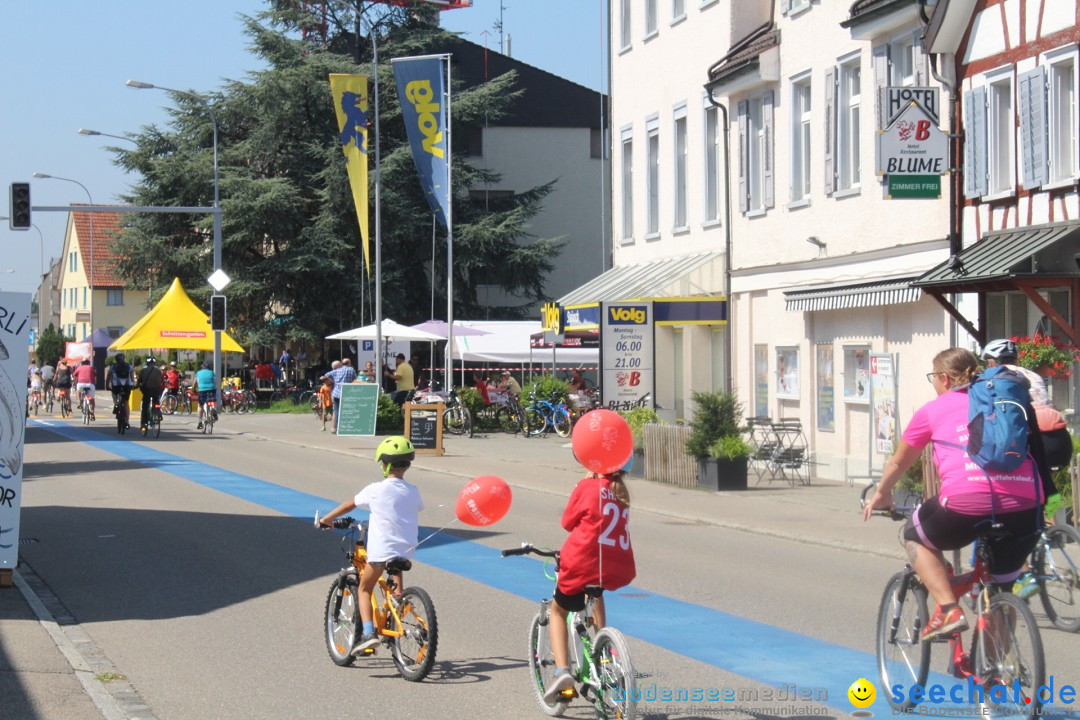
[982,338,1018,363]
[201,361,211,369]
[145,356,157,365]
[115,353,125,362]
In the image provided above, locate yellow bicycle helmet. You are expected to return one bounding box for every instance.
[375,436,415,473]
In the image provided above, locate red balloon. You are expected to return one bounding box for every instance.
[456,475,512,526]
[571,409,634,475]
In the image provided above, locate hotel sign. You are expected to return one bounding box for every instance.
[876,102,947,177]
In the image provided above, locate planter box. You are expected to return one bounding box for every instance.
[697,457,749,491]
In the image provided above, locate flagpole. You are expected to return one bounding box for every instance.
[372,25,384,396]
[444,54,454,389]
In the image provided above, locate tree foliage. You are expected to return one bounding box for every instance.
[35,323,69,366]
[110,0,562,349]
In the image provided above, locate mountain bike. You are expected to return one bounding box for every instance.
[27,388,42,416]
[57,388,71,418]
[113,389,130,435]
[502,543,636,719]
[44,387,55,413]
[317,513,438,682]
[200,398,218,434]
[442,388,472,438]
[81,393,93,425]
[522,392,571,438]
[1025,522,1080,632]
[871,506,1045,720]
[140,396,162,438]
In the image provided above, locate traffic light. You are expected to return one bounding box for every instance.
[210,295,226,331]
[9,182,30,230]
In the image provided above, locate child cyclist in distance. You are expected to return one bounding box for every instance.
[318,436,424,654]
[318,375,334,432]
[545,456,636,704]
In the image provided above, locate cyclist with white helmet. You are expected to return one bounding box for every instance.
[135,357,164,431]
[318,436,424,654]
[981,338,1051,406]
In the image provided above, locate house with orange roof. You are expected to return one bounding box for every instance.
[57,205,148,343]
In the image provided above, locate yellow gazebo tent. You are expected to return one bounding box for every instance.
[109,277,245,353]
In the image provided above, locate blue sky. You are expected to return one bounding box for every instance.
[0,0,604,300]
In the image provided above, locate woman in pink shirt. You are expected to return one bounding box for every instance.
[863,348,1047,641]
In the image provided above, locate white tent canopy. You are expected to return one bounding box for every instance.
[326,319,444,342]
[452,321,598,366]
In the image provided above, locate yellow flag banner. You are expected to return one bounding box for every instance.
[329,74,371,274]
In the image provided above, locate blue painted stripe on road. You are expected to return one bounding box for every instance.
[33,421,1078,718]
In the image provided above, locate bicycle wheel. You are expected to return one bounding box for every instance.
[117,407,126,434]
[551,407,571,438]
[442,406,467,436]
[153,416,161,438]
[523,406,547,437]
[82,400,90,425]
[876,571,931,711]
[1034,523,1080,632]
[161,394,177,415]
[269,390,284,405]
[976,592,1044,720]
[593,627,637,720]
[391,586,438,682]
[495,406,522,434]
[527,608,568,717]
[244,390,258,411]
[310,394,323,419]
[60,396,70,418]
[324,574,360,667]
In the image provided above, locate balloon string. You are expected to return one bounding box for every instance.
[410,516,461,552]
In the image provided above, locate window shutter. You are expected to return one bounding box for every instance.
[738,100,748,214]
[824,68,836,195]
[913,34,928,87]
[873,44,889,130]
[763,90,775,209]
[1018,67,1048,190]
[964,87,988,198]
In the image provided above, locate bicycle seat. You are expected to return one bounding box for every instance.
[385,557,412,573]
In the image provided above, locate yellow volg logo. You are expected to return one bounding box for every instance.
[608,306,647,324]
[404,80,445,158]
[542,303,563,332]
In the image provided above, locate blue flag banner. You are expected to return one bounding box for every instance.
[392,56,449,227]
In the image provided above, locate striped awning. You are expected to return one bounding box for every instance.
[784,275,922,312]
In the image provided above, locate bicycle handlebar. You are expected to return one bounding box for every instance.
[313,510,359,530]
[500,542,559,559]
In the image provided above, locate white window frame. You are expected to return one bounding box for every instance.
[645,115,661,238]
[644,0,658,38]
[748,94,767,213]
[619,0,632,51]
[620,124,634,244]
[790,71,812,205]
[887,32,916,87]
[784,0,812,16]
[985,67,1015,197]
[672,103,688,231]
[702,97,721,225]
[1044,46,1079,185]
[671,0,686,24]
[836,53,862,193]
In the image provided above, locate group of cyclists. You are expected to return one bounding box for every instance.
[30,353,219,433]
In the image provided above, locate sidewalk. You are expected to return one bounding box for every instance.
[2,410,902,720]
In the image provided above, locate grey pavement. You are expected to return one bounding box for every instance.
[2,408,896,720]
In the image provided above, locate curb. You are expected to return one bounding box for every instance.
[13,561,160,720]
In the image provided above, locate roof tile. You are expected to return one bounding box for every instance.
[71,204,125,288]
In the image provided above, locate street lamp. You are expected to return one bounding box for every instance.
[0,216,45,280]
[78,128,138,145]
[32,173,94,338]
[127,79,223,384]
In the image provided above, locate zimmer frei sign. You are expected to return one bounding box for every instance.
[877,88,947,199]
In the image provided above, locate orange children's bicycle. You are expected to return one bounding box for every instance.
[316,513,438,682]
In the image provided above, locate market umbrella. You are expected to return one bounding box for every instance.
[325,319,444,342]
[409,320,492,387]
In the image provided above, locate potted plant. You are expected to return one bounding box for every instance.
[1014,334,1080,378]
[685,390,751,491]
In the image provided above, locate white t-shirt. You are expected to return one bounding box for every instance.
[1005,364,1051,407]
[353,476,424,562]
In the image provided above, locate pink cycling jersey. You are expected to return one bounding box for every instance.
[902,389,1039,514]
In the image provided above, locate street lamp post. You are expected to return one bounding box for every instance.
[78,128,138,145]
[127,80,223,385]
[32,173,94,339]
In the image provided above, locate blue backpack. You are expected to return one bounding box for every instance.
[965,366,1031,473]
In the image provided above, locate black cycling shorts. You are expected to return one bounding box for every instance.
[904,497,1040,583]
[554,586,604,613]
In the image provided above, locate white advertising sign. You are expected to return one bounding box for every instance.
[601,301,654,411]
[876,103,948,175]
[0,292,31,569]
[883,86,940,126]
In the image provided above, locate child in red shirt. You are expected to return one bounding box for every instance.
[545,462,636,703]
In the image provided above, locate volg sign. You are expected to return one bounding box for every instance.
[876,102,947,176]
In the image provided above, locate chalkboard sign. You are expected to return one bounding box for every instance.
[336,383,380,437]
[405,403,444,456]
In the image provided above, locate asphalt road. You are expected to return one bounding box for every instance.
[15,414,1080,720]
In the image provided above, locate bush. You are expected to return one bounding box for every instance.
[457,386,486,420]
[685,391,747,460]
[709,435,753,461]
[376,393,404,433]
[522,374,572,405]
[1050,434,1079,509]
[619,406,661,451]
